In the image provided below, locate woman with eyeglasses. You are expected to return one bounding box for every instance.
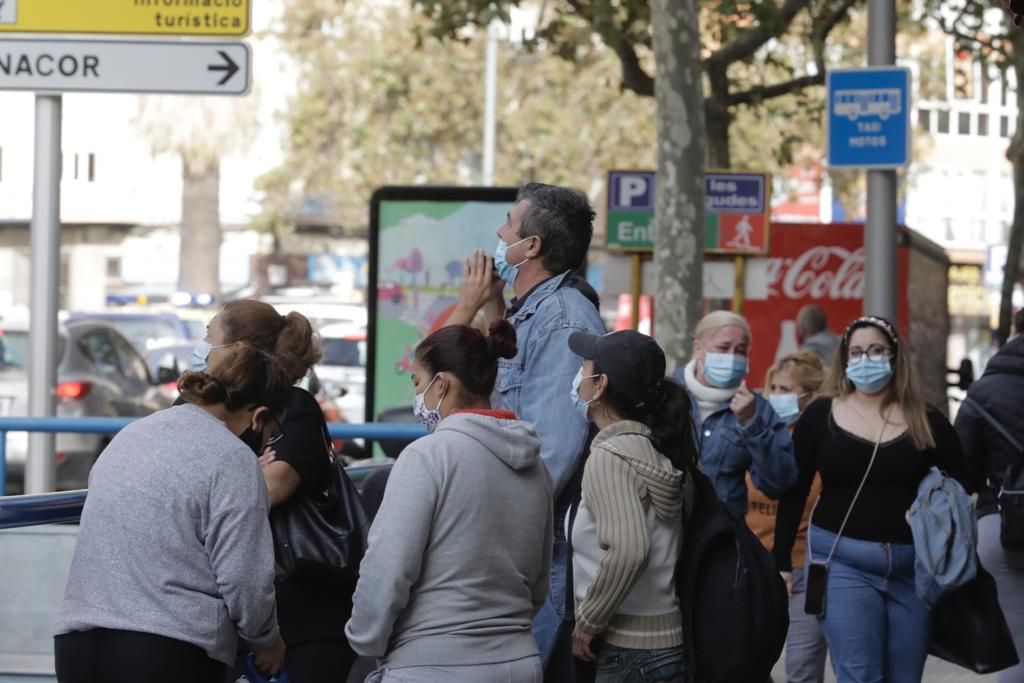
[187,300,362,683]
[774,316,970,683]
[55,343,292,683]
[746,350,827,683]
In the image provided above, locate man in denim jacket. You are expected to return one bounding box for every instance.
[448,183,605,668]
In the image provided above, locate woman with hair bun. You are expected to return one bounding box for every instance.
[187,299,364,683]
[346,320,554,683]
[55,344,292,683]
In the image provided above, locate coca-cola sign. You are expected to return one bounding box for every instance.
[765,246,865,300]
[744,223,908,389]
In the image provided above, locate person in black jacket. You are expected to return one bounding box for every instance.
[954,335,1024,683]
[187,299,359,683]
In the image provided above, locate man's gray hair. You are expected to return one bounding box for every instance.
[516,182,595,275]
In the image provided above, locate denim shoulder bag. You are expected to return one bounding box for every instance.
[804,405,892,616]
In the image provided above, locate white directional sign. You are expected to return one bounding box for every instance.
[0,39,250,95]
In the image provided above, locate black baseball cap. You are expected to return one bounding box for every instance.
[568,330,667,406]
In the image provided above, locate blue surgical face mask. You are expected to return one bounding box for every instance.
[190,340,228,372]
[571,368,600,421]
[768,393,803,424]
[846,356,893,394]
[702,352,748,389]
[494,237,531,286]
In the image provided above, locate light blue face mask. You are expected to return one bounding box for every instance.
[702,352,748,389]
[570,368,600,421]
[846,356,893,394]
[768,393,803,424]
[190,341,228,372]
[494,237,531,286]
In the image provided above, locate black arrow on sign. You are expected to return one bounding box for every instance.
[207,50,240,86]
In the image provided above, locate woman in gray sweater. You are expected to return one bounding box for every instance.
[54,343,293,683]
[345,321,553,683]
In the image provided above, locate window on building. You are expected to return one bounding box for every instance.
[1001,116,1011,138]
[918,109,931,132]
[959,112,972,135]
[73,153,97,182]
[938,110,951,133]
[978,113,989,136]
[106,257,121,279]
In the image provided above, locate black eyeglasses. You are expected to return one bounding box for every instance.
[847,344,893,363]
[265,414,286,447]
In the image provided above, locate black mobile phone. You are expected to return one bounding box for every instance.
[804,561,828,616]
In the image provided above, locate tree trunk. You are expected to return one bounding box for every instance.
[1001,31,1024,344]
[705,65,731,169]
[178,160,222,301]
[651,0,706,370]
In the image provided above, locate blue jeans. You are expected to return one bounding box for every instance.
[786,568,828,683]
[533,507,569,666]
[595,643,685,683]
[807,525,932,683]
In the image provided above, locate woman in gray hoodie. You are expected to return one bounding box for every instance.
[345,320,553,683]
[568,330,693,682]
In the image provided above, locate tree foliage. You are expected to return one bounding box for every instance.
[257,0,658,234]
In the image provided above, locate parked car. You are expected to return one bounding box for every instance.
[258,296,368,331]
[143,342,196,402]
[0,318,173,492]
[67,311,200,352]
[315,323,367,424]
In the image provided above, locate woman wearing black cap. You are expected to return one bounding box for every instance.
[567,330,694,681]
[774,316,970,683]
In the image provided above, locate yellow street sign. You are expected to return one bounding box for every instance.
[0,0,250,37]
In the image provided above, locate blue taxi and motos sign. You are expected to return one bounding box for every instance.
[827,66,912,169]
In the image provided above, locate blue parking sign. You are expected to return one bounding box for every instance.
[827,67,911,169]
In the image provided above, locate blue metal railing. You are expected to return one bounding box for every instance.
[0,416,424,528]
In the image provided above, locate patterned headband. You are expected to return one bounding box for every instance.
[842,315,899,349]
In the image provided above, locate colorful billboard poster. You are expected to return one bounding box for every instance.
[367,186,518,422]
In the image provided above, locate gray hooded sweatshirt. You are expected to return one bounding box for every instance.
[345,411,553,668]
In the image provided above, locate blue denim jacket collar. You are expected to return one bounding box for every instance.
[507,271,572,324]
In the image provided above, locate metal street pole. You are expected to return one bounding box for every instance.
[26,94,62,494]
[482,19,499,186]
[865,0,898,321]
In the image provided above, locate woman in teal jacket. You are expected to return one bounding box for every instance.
[672,310,797,518]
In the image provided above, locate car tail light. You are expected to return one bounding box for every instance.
[55,452,67,464]
[56,381,92,400]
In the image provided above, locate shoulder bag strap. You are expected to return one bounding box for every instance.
[963,396,1024,455]
[817,404,894,566]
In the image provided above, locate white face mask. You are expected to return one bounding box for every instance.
[413,374,445,432]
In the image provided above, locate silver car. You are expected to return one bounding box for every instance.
[0,318,173,492]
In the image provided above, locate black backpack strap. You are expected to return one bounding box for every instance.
[963,396,1024,455]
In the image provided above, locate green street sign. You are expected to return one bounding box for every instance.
[606,171,654,252]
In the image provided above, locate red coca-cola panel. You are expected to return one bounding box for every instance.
[744,222,910,389]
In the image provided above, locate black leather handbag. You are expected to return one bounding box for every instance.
[928,564,1020,674]
[268,415,370,582]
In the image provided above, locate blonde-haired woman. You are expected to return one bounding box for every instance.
[673,310,797,518]
[747,350,827,683]
[775,316,970,683]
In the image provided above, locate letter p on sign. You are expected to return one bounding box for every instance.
[620,176,648,207]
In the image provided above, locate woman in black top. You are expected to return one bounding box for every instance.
[775,316,970,683]
[190,299,359,683]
